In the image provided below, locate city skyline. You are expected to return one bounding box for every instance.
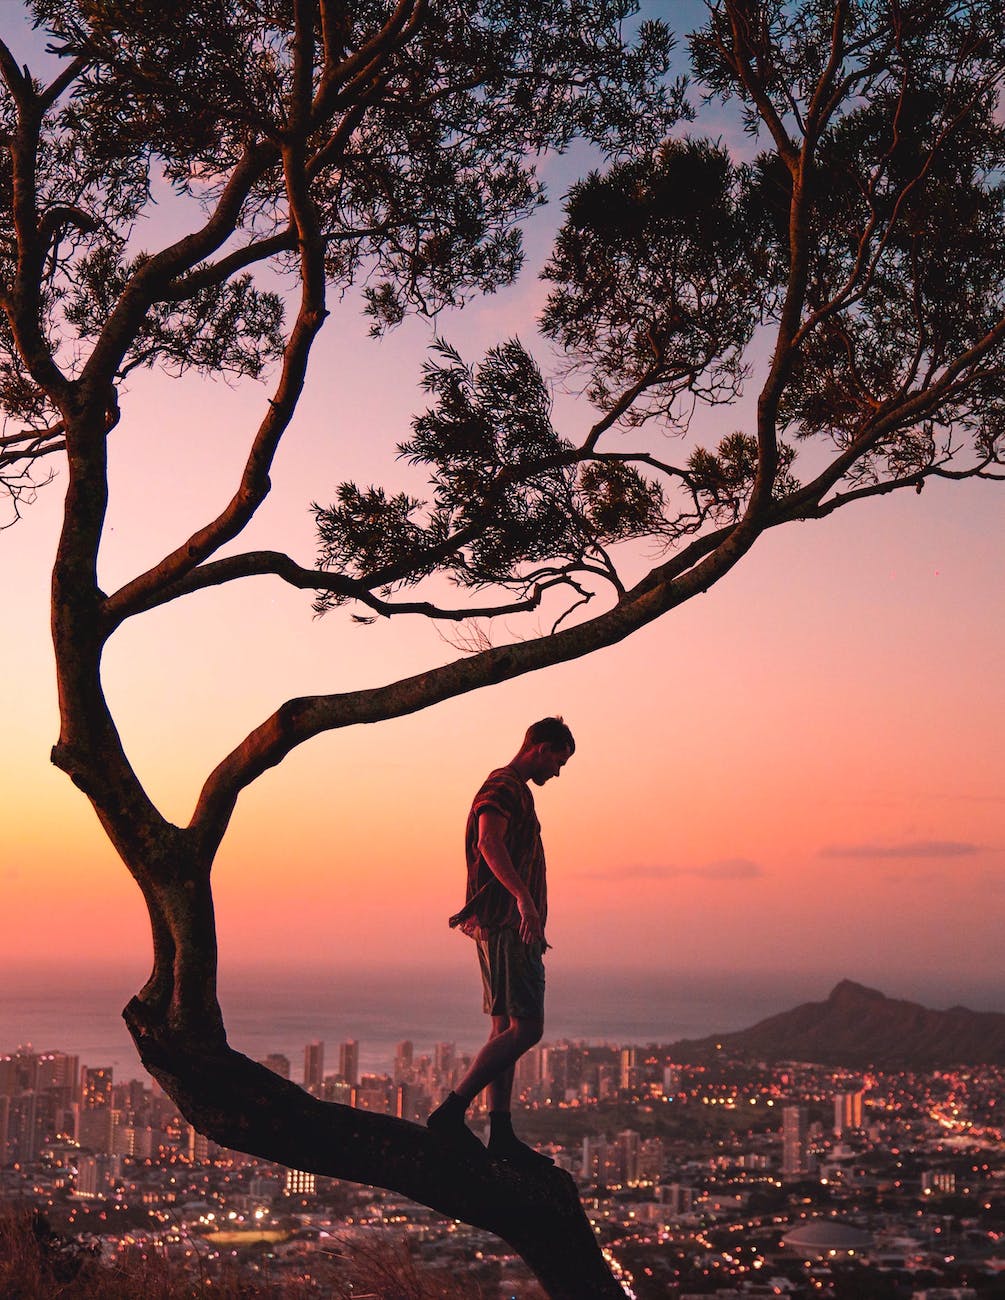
[5,1021,1004,1297]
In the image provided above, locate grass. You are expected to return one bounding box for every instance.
[0,1204,508,1299]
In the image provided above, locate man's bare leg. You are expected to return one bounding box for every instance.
[428,1015,552,1165]
[455,1014,541,1102]
[488,1058,515,1113]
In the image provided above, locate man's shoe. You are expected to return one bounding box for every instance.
[427,1105,486,1158]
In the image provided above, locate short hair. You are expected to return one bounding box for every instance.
[523,716,575,755]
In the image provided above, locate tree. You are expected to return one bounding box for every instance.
[2,1,1004,1296]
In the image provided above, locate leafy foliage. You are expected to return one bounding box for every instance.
[540,139,771,421]
[1,1,685,513]
[315,0,1005,617]
[4,0,1005,588]
[313,338,666,609]
[316,0,1005,618]
[65,250,286,379]
[15,0,683,335]
[688,432,798,522]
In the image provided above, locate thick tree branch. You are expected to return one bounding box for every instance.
[720,3,799,170]
[78,140,283,387]
[0,44,72,404]
[124,1005,626,1300]
[801,0,849,143]
[100,149,330,622]
[318,0,425,112]
[187,520,743,849]
[0,420,65,456]
[0,37,30,105]
[36,52,88,111]
[161,229,298,300]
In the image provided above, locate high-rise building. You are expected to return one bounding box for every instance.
[353,1075,392,1113]
[833,1088,864,1135]
[339,1040,359,1087]
[616,1129,641,1185]
[7,1091,39,1162]
[285,1168,316,1197]
[638,1136,665,1186]
[75,1153,101,1198]
[303,1042,325,1095]
[781,1104,809,1178]
[664,1183,694,1216]
[395,1082,414,1120]
[77,1066,113,1153]
[582,1134,606,1185]
[619,1048,639,1092]
[0,1048,40,1095]
[323,1078,352,1105]
[514,1045,544,1100]
[394,1041,414,1084]
[542,1044,570,1099]
[263,1053,291,1080]
[80,1065,113,1110]
[433,1042,454,1083]
[36,1053,79,1092]
[186,1124,210,1162]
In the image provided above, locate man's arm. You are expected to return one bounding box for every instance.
[477,808,544,944]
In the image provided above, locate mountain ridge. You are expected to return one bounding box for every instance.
[669,979,1005,1067]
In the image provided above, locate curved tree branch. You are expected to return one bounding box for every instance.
[187,517,744,850]
[103,548,573,627]
[124,999,625,1300]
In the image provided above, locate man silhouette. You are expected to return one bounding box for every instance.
[427,717,575,1167]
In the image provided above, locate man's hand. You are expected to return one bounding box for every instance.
[517,894,544,945]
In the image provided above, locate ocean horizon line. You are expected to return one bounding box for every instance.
[4,960,1005,1006]
[5,963,1005,1084]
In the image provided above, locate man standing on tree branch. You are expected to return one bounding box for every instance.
[427,717,575,1167]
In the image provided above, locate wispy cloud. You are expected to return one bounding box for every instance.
[819,840,981,860]
[579,858,763,882]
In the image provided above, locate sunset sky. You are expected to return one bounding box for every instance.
[1,3,1003,1017]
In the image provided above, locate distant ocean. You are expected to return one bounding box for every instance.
[3,964,1004,1083]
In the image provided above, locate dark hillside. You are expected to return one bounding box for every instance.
[670,980,1005,1067]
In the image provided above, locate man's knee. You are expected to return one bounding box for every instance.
[511,1016,544,1049]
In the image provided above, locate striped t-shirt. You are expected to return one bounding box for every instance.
[448,765,547,943]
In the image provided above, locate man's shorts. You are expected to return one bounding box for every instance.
[476,927,545,1020]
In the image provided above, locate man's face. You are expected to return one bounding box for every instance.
[530,743,573,786]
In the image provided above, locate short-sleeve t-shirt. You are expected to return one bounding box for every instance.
[448,765,547,942]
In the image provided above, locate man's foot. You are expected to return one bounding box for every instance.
[486,1109,553,1168]
[427,1093,485,1158]
[487,1135,555,1169]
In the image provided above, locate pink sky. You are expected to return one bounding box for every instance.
[3,284,1002,997]
[1,5,1003,1010]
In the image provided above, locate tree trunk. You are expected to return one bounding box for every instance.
[124,998,627,1299]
